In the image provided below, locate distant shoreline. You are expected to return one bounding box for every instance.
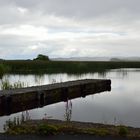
[1,60,140,76]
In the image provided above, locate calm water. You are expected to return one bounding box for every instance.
[0,68,140,131]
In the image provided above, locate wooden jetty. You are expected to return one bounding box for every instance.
[0,79,111,116]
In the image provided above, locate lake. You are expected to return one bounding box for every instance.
[0,68,140,132]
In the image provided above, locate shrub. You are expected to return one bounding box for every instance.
[37,124,58,135]
[118,126,128,136]
[34,54,49,61]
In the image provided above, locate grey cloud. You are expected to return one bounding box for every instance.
[0,0,140,59]
[9,0,140,19]
[0,0,139,26]
[1,0,140,19]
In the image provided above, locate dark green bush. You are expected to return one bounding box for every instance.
[34,54,49,61]
[118,126,128,136]
[37,124,58,135]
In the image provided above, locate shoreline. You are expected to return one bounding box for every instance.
[4,119,140,138]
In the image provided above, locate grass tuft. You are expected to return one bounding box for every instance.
[1,79,26,90]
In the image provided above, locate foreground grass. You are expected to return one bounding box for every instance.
[4,119,140,138]
[1,60,140,74]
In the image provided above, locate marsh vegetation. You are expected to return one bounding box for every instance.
[1,60,140,75]
[0,64,10,78]
[0,79,26,90]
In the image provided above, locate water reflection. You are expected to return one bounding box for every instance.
[64,99,72,122]
[115,69,128,78]
[34,74,45,85]
[0,68,140,132]
[97,71,107,78]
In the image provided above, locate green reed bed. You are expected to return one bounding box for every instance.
[1,60,140,74]
[0,63,10,78]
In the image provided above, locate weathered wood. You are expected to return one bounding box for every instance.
[0,79,111,116]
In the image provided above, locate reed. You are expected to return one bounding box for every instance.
[1,60,140,74]
[0,63,10,76]
[0,79,26,90]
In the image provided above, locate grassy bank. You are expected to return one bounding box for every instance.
[4,119,140,138]
[1,60,140,74]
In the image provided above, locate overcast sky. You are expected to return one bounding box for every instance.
[0,0,140,59]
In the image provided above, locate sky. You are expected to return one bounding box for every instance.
[0,0,140,59]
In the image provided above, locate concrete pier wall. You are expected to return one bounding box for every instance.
[0,79,111,116]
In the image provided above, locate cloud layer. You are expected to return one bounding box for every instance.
[0,0,140,59]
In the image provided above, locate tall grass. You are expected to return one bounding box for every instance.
[1,60,140,74]
[3,110,30,132]
[0,79,26,90]
[0,63,10,77]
